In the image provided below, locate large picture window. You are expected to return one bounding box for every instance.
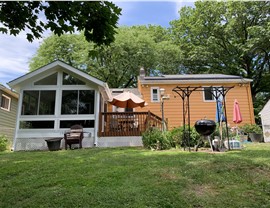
[61,90,95,115]
[22,90,56,115]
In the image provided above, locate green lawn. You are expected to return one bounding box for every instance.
[1,143,270,208]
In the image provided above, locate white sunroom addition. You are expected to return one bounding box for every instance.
[8,60,111,151]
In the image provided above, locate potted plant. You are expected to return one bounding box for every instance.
[240,124,263,142]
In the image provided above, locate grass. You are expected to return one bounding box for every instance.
[1,143,270,208]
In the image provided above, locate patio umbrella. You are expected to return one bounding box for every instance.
[233,99,242,135]
[233,99,242,124]
[110,91,146,108]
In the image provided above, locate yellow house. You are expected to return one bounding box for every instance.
[135,68,255,130]
[98,68,255,150]
[105,68,255,134]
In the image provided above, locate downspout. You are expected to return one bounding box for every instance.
[94,89,100,146]
[12,89,23,151]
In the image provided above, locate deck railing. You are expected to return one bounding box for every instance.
[98,111,164,137]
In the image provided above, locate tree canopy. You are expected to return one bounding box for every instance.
[170,1,270,102]
[27,1,270,122]
[29,26,182,88]
[0,1,121,45]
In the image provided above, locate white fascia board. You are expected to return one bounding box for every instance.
[8,60,105,90]
[8,61,62,88]
[99,83,113,102]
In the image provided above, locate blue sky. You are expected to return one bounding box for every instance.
[0,1,194,87]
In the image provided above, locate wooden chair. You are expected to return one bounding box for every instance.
[64,124,84,150]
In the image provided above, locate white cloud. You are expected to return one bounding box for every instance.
[0,30,48,86]
[0,8,51,86]
[175,1,195,17]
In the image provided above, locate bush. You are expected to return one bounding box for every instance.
[0,135,8,151]
[170,127,183,148]
[142,126,201,150]
[240,124,262,134]
[142,127,172,150]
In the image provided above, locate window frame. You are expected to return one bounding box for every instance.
[21,90,56,115]
[1,94,11,111]
[151,87,160,102]
[203,86,223,102]
[61,89,95,115]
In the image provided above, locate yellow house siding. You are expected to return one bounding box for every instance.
[136,83,255,130]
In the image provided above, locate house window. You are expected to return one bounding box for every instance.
[19,121,54,129]
[203,87,222,101]
[34,73,57,85]
[60,120,95,128]
[1,94,11,111]
[21,90,56,115]
[151,87,160,102]
[61,90,95,115]
[63,72,85,85]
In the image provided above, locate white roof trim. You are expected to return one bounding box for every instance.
[99,83,113,102]
[8,60,105,89]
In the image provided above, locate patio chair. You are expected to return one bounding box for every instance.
[64,124,84,150]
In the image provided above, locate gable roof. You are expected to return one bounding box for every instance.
[7,60,112,100]
[8,60,105,89]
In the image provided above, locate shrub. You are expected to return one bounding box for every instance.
[142,126,201,151]
[189,126,201,147]
[0,135,8,151]
[142,127,172,150]
[174,125,201,148]
[170,127,183,148]
[240,124,262,134]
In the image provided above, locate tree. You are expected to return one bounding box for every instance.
[29,33,91,71]
[29,26,182,88]
[0,1,121,45]
[170,1,270,102]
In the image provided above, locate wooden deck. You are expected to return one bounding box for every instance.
[98,111,163,137]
